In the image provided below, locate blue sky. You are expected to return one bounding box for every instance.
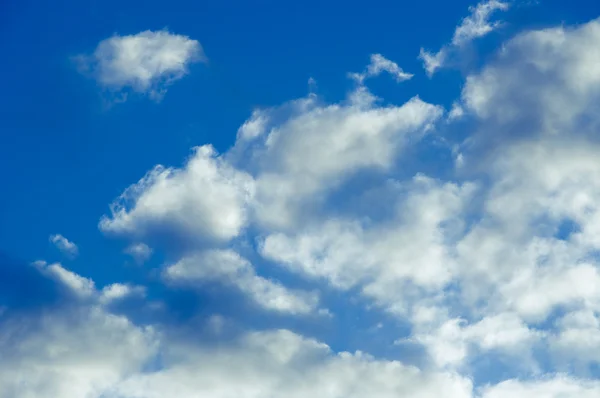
[4,0,600,396]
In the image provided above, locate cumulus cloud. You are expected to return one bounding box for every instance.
[100,145,254,247]
[349,53,414,84]
[49,234,79,258]
[0,305,156,398]
[77,30,204,99]
[260,175,476,312]
[240,88,443,230]
[420,0,510,75]
[37,12,600,397]
[111,328,474,398]
[0,261,156,398]
[0,262,475,398]
[164,249,320,315]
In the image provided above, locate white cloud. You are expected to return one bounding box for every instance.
[0,302,156,398]
[100,283,146,305]
[81,15,600,395]
[410,312,543,369]
[78,30,204,99]
[112,329,474,398]
[350,53,413,84]
[164,249,320,315]
[452,0,509,46]
[260,175,475,312]
[0,262,476,398]
[46,263,95,297]
[244,88,443,229]
[32,260,95,298]
[100,145,255,246]
[49,234,79,258]
[125,243,153,264]
[461,19,600,130]
[420,0,509,75]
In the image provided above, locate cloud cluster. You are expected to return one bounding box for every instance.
[164,249,320,315]
[0,260,475,398]
[8,5,600,398]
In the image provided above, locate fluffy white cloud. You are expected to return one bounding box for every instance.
[461,18,600,131]
[260,175,475,312]
[78,30,204,99]
[77,14,600,397]
[100,145,254,246]
[164,249,320,315]
[349,53,413,84]
[111,329,473,398]
[410,312,543,369]
[49,234,79,258]
[0,285,156,398]
[241,88,443,229]
[0,262,476,398]
[548,310,600,372]
[249,15,600,382]
[420,0,509,75]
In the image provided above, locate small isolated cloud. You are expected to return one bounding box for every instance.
[99,283,146,305]
[49,234,79,258]
[77,30,205,100]
[350,53,413,84]
[419,0,510,76]
[124,243,153,265]
[33,260,95,298]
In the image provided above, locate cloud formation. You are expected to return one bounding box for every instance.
[100,145,254,247]
[78,30,204,99]
[10,4,600,398]
[349,53,414,84]
[49,234,79,258]
[164,249,321,315]
[419,0,510,75]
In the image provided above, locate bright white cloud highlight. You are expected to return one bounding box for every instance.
[78,30,204,99]
[242,89,443,229]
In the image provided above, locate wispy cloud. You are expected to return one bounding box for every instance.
[419,0,510,76]
[349,53,414,84]
[49,234,79,258]
[124,243,153,265]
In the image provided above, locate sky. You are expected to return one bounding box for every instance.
[3,0,600,396]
